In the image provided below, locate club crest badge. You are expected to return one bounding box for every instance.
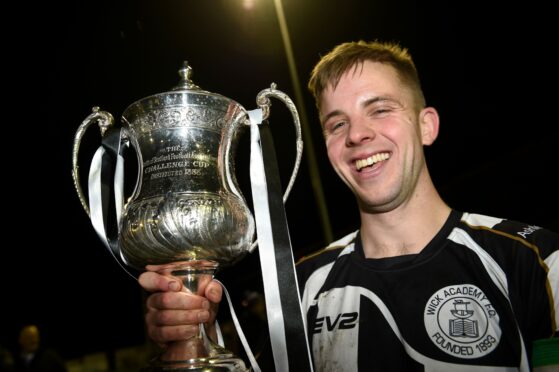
[424,284,501,359]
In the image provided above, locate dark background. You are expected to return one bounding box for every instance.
[5,0,557,361]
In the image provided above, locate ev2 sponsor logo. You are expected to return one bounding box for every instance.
[311,312,358,334]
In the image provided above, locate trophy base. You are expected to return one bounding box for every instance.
[142,355,248,371]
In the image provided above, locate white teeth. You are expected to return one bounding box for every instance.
[355,153,390,171]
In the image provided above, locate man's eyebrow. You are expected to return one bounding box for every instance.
[321,110,344,125]
[321,96,397,124]
[361,96,396,108]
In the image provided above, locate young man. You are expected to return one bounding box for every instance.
[139,41,558,371]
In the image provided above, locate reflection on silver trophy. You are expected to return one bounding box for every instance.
[72,62,302,371]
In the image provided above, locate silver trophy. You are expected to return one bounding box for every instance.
[72,62,302,371]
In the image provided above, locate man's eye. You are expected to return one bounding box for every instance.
[331,121,346,131]
[370,108,390,116]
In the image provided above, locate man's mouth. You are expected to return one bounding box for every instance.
[355,152,390,171]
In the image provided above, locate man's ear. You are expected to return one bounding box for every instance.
[419,107,440,146]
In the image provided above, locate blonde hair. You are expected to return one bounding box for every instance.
[308,40,425,110]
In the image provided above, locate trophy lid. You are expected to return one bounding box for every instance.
[121,61,245,129]
[172,61,201,91]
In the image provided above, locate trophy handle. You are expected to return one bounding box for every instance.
[72,107,141,279]
[72,107,115,216]
[255,83,303,204]
[242,83,303,252]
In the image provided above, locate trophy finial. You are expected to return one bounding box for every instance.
[174,61,200,91]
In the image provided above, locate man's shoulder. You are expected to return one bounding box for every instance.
[296,230,358,272]
[31,348,67,371]
[457,212,559,258]
[295,231,358,298]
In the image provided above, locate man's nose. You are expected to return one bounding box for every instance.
[346,118,375,146]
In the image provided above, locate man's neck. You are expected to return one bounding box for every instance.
[359,190,451,259]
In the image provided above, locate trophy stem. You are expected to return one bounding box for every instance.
[146,261,247,372]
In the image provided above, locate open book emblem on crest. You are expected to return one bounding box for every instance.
[449,299,479,338]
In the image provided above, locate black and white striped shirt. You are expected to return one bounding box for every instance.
[297,210,558,371]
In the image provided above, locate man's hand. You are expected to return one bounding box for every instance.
[138,271,223,345]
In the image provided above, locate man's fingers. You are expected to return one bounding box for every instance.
[138,271,182,292]
[147,324,201,343]
[146,291,210,311]
[146,308,210,327]
[205,280,223,303]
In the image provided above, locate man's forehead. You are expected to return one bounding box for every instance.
[320,63,395,99]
